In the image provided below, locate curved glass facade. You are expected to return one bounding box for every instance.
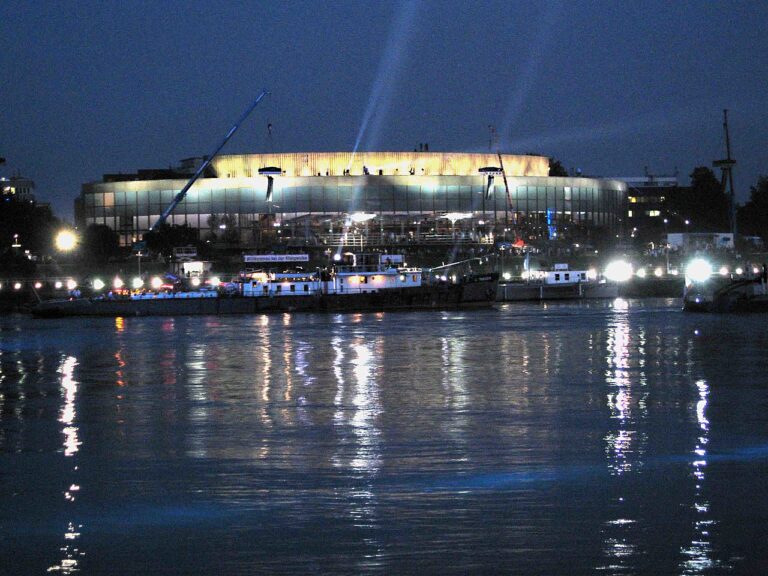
[76,153,626,247]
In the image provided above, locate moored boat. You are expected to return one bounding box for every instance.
[497,263,617,302]
[683,260,768,312]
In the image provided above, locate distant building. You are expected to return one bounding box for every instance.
[667,232,734,251]
[76,151,626,248]
[1,175,36,203]
[613,170,681,244]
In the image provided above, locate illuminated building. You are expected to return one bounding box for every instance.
[1,175,37,203]
[75,152,626,247]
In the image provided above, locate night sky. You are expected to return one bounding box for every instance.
[2,0,766,220]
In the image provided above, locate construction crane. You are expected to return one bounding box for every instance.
[712,109,737,236]
[487,125,515,229]
[146,89,269,236]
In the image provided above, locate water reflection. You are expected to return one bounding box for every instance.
[59,356,80,458]
[599,302,646,571]
[604,305,644,475]
[48,355,84,574]
[186,342,210,459]
[439,331,470,463]
[680,379,717,574]
[3,302,764,573]
[331,330,384,566]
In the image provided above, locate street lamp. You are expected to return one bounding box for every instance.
[55,230,77,252]
[663,218,669,273]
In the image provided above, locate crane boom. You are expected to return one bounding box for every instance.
[497,151,513,219]
[148,89,269,233]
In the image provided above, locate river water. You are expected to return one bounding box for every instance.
[1,299,767,575]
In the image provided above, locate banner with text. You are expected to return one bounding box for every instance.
[243,254,310,263]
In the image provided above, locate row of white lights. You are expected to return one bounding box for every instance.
[495,259,756,285]
[604,259,760,284]
[91,276,221,290]
[0,276,222,291]
[0,280,78,291]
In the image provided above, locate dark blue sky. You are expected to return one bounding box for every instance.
[2,0,766,219]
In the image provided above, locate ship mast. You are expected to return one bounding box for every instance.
[713,109,737,236]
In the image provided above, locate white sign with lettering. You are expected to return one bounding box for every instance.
[243,254,310,263]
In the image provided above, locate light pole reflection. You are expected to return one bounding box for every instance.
[679,379,717,574]
[599,303,648,572]
[331,335,383,565]
[48,355,84,574]
[440,332,469,459]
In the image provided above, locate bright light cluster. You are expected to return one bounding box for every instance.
[685,258,713,283]
[55,230,77,252]
[604,260,633,283]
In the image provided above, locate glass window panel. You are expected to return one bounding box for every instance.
[359,186,375,213]
[162,189,174,204]
[295,186,311,213]
[394,185,408,213]
[197,189,211,204]
[225,188,240,207]
[148,190,161,204]
[323,185,339,213]
[445,185,460,211]
[408,185,421,214]
[211,190,226,212]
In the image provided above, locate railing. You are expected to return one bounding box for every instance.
[315,232,494,247]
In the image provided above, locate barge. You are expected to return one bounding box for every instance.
[30,255,498,318]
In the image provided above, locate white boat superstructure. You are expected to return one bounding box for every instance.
[240,271,321,297]
[239,254,422,297]
[331,253,422,294]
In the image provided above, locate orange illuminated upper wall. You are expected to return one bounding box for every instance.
[211,152,550,179]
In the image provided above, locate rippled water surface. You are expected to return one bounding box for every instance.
[2,299,768,574]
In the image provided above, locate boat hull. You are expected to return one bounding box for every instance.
[497,281,618,302]
[31,275,498,318]
[682,277,768,313]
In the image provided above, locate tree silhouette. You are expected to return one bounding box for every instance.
[144,224,200,257]
[737,176,768,240]
[82,224,121,263]
[667,167,729,231]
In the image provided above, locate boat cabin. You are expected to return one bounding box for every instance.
[240,271,320,297]
[328,253,422,294]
